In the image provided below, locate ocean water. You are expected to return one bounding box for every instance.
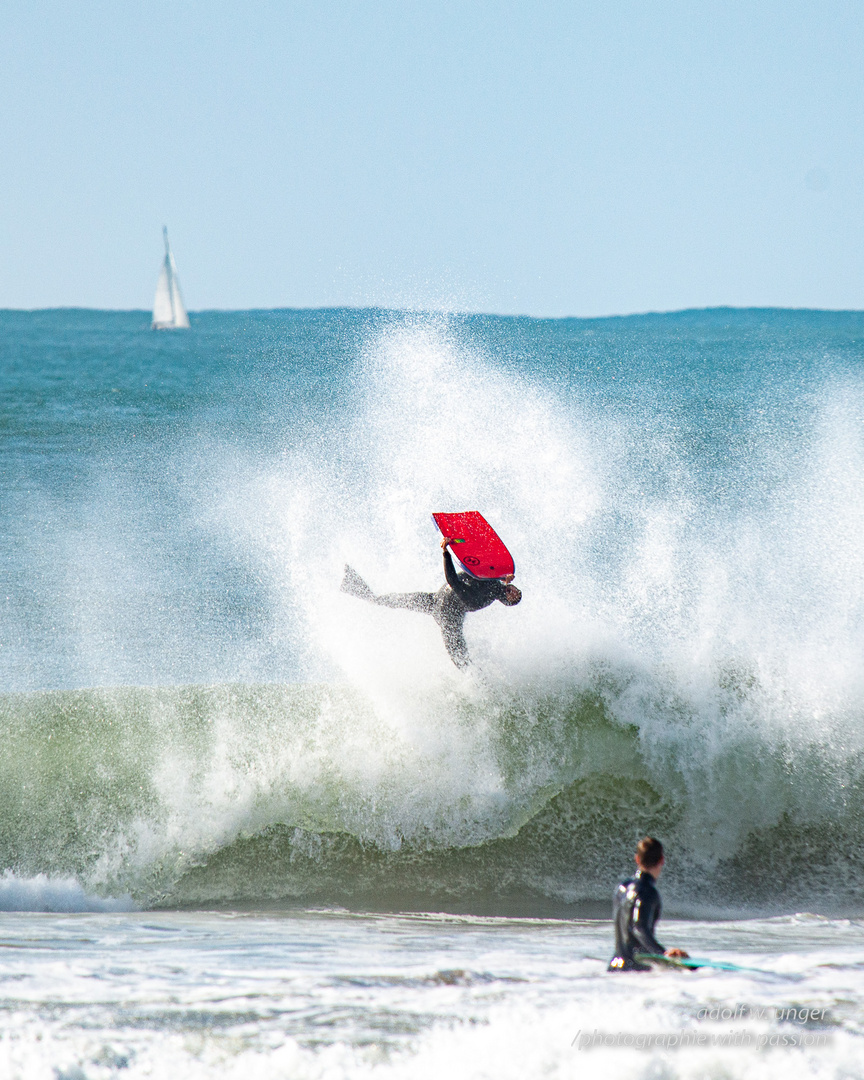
[1,306,864,1076]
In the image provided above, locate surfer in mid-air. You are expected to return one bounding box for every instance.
[608,837,689,971]
[341,537,522,669]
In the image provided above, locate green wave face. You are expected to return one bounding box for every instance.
[2,673,863,914]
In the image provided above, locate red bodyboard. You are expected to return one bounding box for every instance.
[432,511,515,580]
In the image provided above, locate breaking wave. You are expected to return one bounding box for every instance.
[3,310,864,914]
[1,668,863,915]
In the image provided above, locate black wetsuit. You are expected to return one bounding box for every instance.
[341,549,510,669]
[608,869,666,971]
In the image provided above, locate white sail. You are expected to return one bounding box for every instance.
[152,228,190,329]
[152,263,174,327]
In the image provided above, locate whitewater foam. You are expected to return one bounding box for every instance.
[0,871,135,913]
[2,310,864,913]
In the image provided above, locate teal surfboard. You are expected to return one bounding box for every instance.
[635,953,763,973]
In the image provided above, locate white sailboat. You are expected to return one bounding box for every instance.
[151,227,190,329]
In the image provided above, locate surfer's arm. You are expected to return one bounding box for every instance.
[443,547,466,593]
[631,896,665,955]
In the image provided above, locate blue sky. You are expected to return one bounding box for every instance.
[1,0,862,316]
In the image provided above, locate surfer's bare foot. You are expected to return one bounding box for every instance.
[665,948,689,958]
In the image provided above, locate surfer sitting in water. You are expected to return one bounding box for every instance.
[608,837,689,972]
[341,538,522,669]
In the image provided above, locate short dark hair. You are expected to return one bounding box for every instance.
[635,836,664,869]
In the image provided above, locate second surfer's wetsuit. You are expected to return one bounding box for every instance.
[608,869,666,972]
[341,549,510,669]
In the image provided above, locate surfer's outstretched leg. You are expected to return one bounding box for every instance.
[341,566,436,614]
[372,591,437,614]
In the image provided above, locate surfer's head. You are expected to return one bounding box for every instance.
[635,836,665,877]
[500,583,522,606]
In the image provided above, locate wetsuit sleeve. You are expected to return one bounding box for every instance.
[631,891,665,955]
[443,548,472,603]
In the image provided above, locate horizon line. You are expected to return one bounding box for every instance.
[1,303,863,321]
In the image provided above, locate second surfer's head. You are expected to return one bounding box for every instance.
[500,583,522,606]
[634,836,665,879]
